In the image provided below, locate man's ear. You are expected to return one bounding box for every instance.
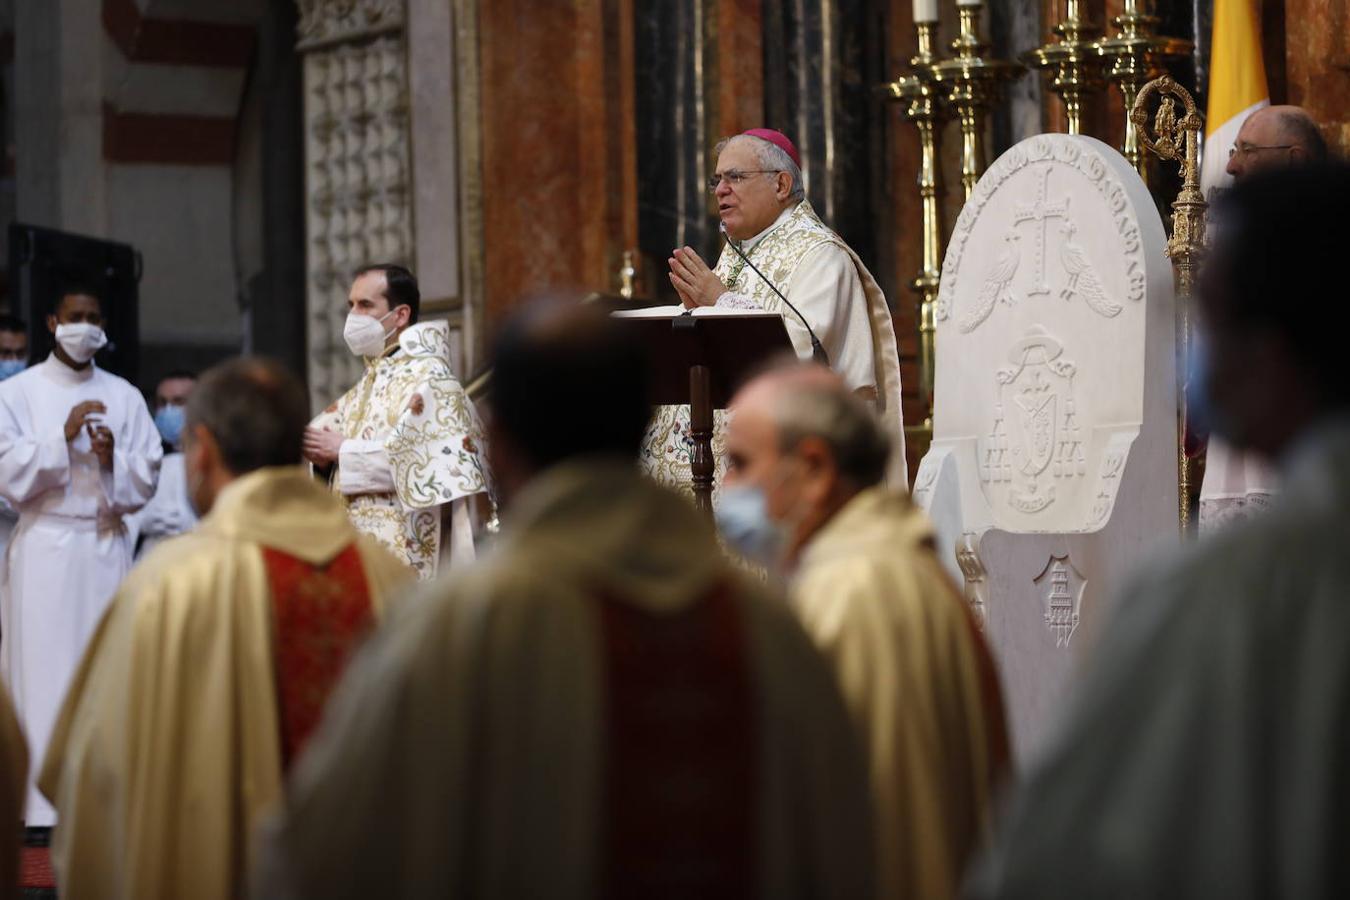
[394,304,412,330]
[186,422,219,469]
[795,435,838,500]
[1290,146,1308,165]
[46,314,58,335]
[776,171,793,202]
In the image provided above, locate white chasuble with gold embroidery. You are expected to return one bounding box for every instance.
[311,321,490,580]
[640,201,906,499]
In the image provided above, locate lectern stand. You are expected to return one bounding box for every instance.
[612,308,794,516]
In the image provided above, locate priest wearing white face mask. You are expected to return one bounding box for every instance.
[304,264,491,580]
[0,285,162,828]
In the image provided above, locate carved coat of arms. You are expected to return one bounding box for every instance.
[980,326,1087,514]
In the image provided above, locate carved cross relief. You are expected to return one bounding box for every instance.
[1013,168,1071,297]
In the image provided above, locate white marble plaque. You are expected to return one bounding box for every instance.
[917,134,1179,758]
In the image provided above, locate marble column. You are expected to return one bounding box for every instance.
[1283,0,1349,157]
[991,0,1045,146]
[477,0,636,323]
[635,0,719,282]
[762,0,887,269]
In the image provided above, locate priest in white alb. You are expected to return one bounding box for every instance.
[304,264,492,580]
[642,128,906,494]
[0,286,162,828]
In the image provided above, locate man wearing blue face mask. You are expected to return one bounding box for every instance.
[0,283,162,829]
[127,371,199,558]
[0,316,27,382]
[0,317,28,581]
[721,362,1009,900]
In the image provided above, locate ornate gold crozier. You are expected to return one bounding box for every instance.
[1095,0,1192,178]
[1131,75,1206,531]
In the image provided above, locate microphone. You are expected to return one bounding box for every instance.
[719,222,830,367]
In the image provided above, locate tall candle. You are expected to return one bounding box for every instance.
[913,0,939,21]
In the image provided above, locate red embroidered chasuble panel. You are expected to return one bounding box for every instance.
[597,582,757,900]
[262,544,374,770]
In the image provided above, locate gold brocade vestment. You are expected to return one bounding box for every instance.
[640,201,906,498]
[312,321,490,580]
[793,488,1009,900]
[38,467,412,900]
[254,462,877,900]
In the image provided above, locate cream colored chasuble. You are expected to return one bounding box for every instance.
[640,201,906,499]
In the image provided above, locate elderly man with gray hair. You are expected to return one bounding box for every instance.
[644,128,907,495]
[720,360,1009,900]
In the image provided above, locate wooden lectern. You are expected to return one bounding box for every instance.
[612,308,794,516]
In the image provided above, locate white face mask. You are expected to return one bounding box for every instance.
[55,322,108,364]
[343,309,397,358]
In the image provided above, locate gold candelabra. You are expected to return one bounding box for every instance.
[932,2,1024,201]
[1131,75,1206,532]
[1025,0,1105,136]
[1095,0,1192,176]
[885,20,946,430]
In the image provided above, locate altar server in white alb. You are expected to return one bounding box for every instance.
[0,285,162,827]
[128,370,198,558]
[646,128,906,492]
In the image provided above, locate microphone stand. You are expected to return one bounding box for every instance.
[719,223,830,367]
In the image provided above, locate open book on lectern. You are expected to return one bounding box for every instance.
[610,305,782,320]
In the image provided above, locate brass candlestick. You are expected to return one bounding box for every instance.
[932,2,1024,201]
[1025,0,1105,136]
[885,20,946,430]
[1131,75,1206,532]
[618,250,637,299]
[1096,0,1192,176]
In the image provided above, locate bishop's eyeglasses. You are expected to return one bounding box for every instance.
[707,169,783,193]
[1228,142,1296,160]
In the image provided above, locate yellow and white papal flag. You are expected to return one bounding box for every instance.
[1200,0,1269,198]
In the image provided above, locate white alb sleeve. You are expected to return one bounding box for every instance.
[337,439,398,495]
